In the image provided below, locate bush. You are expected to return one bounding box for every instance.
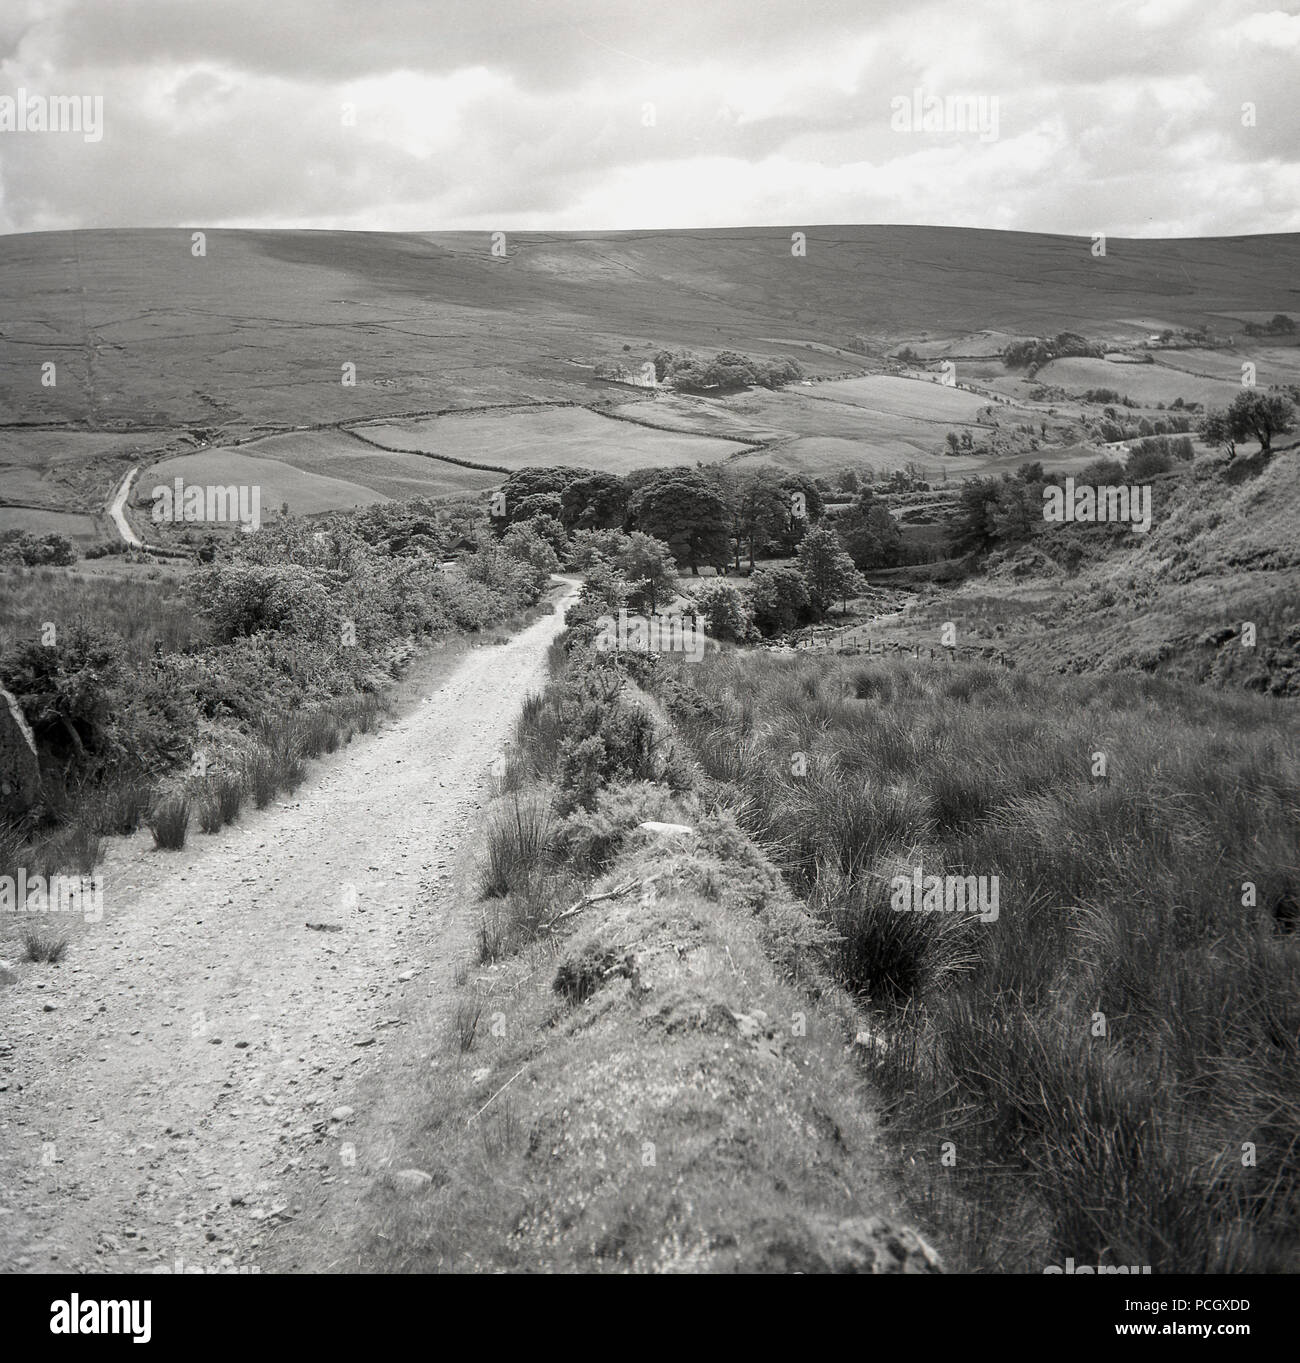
[692,580,749,641]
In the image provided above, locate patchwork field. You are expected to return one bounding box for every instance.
[1149,346,1300,388]
[1034,356,1243,407]
[225,430,500,499]
[137,448,391,520]
[0,506,101,541]
[360,405,753,473]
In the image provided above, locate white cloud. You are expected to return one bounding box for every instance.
[0,0,1295,236]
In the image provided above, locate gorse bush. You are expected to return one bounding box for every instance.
[653,649,1300,1272]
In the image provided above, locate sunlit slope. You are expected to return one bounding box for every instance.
[1,225,1297,431]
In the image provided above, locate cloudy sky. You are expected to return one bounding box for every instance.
[0,0,1297,238]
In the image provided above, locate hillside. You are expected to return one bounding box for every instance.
[3,226,1298,433]
[922,453,1300,692]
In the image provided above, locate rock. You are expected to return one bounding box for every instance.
[0,960,17,986]
[392,1168,433,1191]
[0,684,41,816]
[637,821,695,837]
[330,1106,354,1122]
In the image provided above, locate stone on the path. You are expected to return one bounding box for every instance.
[392,1168,433,1191]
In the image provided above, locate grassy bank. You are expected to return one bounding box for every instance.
[648,648,1299,1272]
[343,630,939,1272]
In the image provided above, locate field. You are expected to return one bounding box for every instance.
[0,507,101,541]
[137,448,391,519]
[1034,356,1243,407]
[1150,346,1300,388]
[0,431,153,511]
[146,429,502,505]
[360,405,753,473]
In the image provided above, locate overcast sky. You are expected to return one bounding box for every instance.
[0,0,1297,238]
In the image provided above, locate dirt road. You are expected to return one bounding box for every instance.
[0,584,577,1274]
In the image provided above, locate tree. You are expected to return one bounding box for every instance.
[518,513,568,558]
[617,532,678,613]
[945,432,961,455]
[749,566,813,636]
[567,528,630,571]
[736,467,793,567]
[796,525,866,619]
[693,580,749,641]
[949,477,1002,555]
[502,522,561,578]
[837,490,902,570]
[772,475,825,554]
[1225,389,1294,456]
[628,470,729,575]
[989,478,1039,544]
[506,493,564,528]
[1199,409,1235,458]
[560,472,628,532]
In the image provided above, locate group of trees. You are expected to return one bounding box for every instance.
[1242,314,1296,337]
[0,530,77,567]
[652,349,804,392]
[492,463,827,574]
[1002,332,1105,371]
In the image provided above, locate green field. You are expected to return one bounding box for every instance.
[361,405,752,473]
[1035,356,1243,407]
[137,448,391,519]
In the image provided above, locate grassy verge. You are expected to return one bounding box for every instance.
[346,634,939,1272]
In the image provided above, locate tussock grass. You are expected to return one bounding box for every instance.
[214,770,243,825]
[147,794,190,850]
[654,649,1300,1272]
[478,792,557,901]
[20,926,68,964]
[195,793,223,834]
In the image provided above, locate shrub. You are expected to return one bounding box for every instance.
[693,580,749,641]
